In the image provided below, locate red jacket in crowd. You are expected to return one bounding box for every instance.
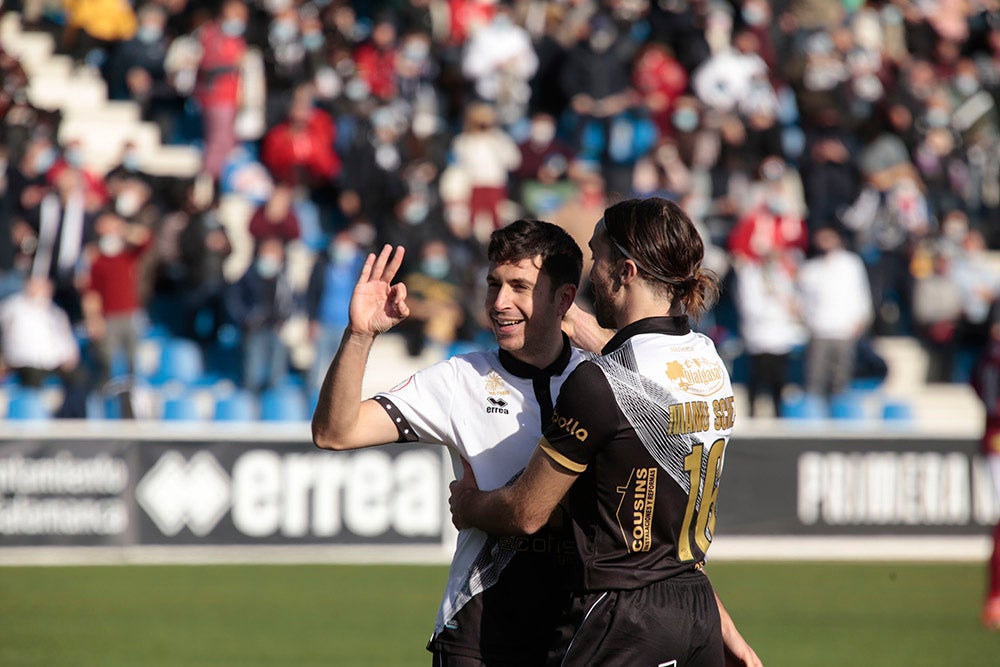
[260,107,340,186]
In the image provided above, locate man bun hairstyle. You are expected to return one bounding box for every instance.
[602,197,719,319]
[488,219,583,292]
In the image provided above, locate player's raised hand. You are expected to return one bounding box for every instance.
[449,457,479,530]
[349,244,410,336]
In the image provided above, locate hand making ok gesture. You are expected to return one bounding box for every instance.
[349,244,410,337]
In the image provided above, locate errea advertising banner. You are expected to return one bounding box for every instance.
[0,435,448,547]
[0,428,994,550]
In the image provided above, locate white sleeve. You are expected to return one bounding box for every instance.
[373,358,458,449]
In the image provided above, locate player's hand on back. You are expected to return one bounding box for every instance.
[449,457,479,530]
[350,244,410,336]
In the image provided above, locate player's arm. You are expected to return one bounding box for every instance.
[312,245,410,451]
[449,444,579,535]
[562,302,614,353]
[715,588,763,667]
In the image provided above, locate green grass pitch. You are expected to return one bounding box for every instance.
[0,562,997,666]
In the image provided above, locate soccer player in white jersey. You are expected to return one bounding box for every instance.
[313,218,759,666]
[450,198,762,666]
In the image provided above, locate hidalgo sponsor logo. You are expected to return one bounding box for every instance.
[665,358,726,396]
[550,409,588,442]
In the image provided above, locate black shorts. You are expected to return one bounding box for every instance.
[549,570,723,667]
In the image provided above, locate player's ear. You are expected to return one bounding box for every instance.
[620,259,639,284]
[555,283,577,315]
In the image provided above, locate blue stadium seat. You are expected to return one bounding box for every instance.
[830,392,866,420]
[882,400,913,422]
[260,386,308,422]
[7,389,50,420]
[162,394,202,421]
[153,338,205,385]
[214,391,257,422]
[781,393,827,420]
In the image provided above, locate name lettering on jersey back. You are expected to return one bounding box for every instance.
[667,401,710,435]
[616,467,657,552]
[664,358,726,397]
[550,408,588,441]
[713,396,735,430]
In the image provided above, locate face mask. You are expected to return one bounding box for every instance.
[256,256,282,278]
[590,30,615,53]
[33,147,56,174]
[331,242,357,265]
[115,192,142,218]
[64,148,84,168]
[672,109,698,132]
[742,3,767,27]
[99,234,125,257]
[530,121,556,144]
[402,200,429,225]
[925,108,949,128]
[402,41,430,62]
[271,20,297,42]
[221,19,246,37]
[421,256,450,279]
[954,75,979,97]
[137,25,163,43]
[302,31,324,51]
[122,153,141,172]
[767,198,789,215]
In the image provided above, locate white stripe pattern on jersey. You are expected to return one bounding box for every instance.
[590,343,698,496]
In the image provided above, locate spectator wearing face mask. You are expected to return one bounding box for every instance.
[353,13,400,103]
[306,224,369,392]
[104,3,170,110]
[195,0,249,178]
[396,238,465,357]
[448,102,520,240]
[514,112,575,215]
[82,211,153,387]
[728,157,809,266]
[225,237,295,391]
[461,5,538,126]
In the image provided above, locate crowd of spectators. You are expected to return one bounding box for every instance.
[1,0,1000,419]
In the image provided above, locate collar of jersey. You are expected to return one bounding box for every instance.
[600,315,691,355]
[498,333,573,379]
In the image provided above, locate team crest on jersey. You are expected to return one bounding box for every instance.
[664,358,726,397]
[484,371,510,396]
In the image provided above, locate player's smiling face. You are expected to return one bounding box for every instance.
[485,256,565,366]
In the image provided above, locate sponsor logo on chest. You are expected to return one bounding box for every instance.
[484,370,510,414]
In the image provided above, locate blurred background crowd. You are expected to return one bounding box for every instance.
[1,0,999,421]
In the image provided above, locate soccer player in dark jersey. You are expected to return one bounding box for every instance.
[450,197,761,666]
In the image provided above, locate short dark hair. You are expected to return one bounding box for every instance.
[488,219,583,292]
[602,197,718,318]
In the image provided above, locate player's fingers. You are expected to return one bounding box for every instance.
[392,283,410,318]
[382,245,405,282]
[370,244,393,281]
[357,252,377,283]
[460,457,476,483]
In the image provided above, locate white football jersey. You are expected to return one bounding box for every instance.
[375,343,587,638]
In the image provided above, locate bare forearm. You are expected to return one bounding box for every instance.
[311,330,375,449]
[715,588,762,667]
[563,304,614,353]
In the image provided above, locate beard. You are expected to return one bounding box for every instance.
[592,286,617,330]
